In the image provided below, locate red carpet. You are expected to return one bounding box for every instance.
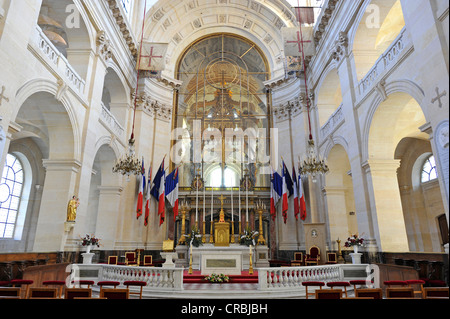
[183,270,259,283]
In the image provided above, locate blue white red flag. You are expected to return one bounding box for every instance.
[165,168,179,221]
[136,158,145,219]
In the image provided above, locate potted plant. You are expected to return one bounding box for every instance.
[239,227,259,246]
[186,226,203,247]
[344,234,364,253]
[80,234,101,253]
[204,273,229,283]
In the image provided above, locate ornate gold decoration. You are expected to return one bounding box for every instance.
[298,139,329,182]
[178,201,189,245]
[256,200,266,245]
[112,138,142,177]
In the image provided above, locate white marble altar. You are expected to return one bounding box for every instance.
[189,244,253,273]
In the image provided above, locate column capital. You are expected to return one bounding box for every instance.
[42,159,82,173]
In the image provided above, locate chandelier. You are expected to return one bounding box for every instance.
[112,135,142,178]
[299,138,329,182]
[296,8,329,182]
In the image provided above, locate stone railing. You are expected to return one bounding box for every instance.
[357,27,411,98]
[99,102,125,140]
[31,26,86,96]
[258,264,372,291]
[101,265,184,290]
[320,103,344,141]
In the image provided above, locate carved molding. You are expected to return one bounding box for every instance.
[331,31,348,63]
[106,0,138,58]
[314,0,339,45]
[132,92,173,121]
[97,31,113,62]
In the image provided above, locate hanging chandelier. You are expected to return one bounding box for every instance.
[112,135,142,177]
[296,2,329,183]
[112,0,147,178]
[299,138,329,182]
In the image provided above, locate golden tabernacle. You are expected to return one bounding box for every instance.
[214,195,230,246]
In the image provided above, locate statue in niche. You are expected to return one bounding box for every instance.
[66,195,80,222]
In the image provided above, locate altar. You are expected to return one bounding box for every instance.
[189,244,252,275]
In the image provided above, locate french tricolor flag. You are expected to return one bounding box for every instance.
[136,159,145,219]
[270,168,282,221]
[281,161,289,223]
[165,167,179,221]
[298,172,307,221]
[144,165,152,226]
[292,165,299,220]
[151,158,165,226]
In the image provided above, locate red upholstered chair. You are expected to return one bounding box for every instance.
[406,279,425,298]
[64,288,92,299]
[305,246,320,265]
[143,255,153,266]
[325,253,337,264]
[302,281,325,299]
[315,289,342,299]
[386,287,414,299]
[355,288,383,299]
[349,280,369,291]
[384,280,407,287]
[108,256,118,265]
[100,288,129,299]
[71,280,95,288]
[42,280,66,298]
[125,252,138,266]
[0,281,10,287]
[0,287,21,299]
[98,281,121,295]
[11,279,34,299]
[124,281,146,299]
[326,281,350,298]
[290,252,304,266]
[422,287,449,299]
[29,287,58,299]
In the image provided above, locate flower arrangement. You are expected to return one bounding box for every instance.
[80,234,101,247]
[344,234,364,247]
[239,227,259,246]
[186,226,203,247]
[204,273,229,283]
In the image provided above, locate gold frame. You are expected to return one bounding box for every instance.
[125,252,137,266]
[305,245,320,265]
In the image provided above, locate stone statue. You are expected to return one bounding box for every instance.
[67,196,79,222]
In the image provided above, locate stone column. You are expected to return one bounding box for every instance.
[95,186,123,249]
[364,159,409,252]
[34,159,81,251]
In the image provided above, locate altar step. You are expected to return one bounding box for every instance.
[183,270,259,284]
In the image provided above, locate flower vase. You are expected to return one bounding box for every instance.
[86,245,92,254]
[353,245,358,254]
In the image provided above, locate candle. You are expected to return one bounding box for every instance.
[196,180,198,222]
[231,186,233,222]
[211,186,213,222]
[238,181,241,222]
[203,184,205,222]
[245,176,248,223]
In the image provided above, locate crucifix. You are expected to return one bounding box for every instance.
[431,87,447,108]
[0,86,9,106]
[218,194,226,223]
[141,46,163,68]
[287,31,311,55]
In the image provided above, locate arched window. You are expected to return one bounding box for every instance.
[209,167,236,188]
[0,154,24,238]
[421,155,438,183]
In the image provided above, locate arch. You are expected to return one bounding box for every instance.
[13,79,80,161]
[362,79,426,162]
[349,0,406,81]
[102,65,131,128]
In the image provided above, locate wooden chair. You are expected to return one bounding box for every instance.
[125,252,138,266]
[0,287,21,299]
[386,287,414,299]
[350,280,369,291]
[71,280,94,288]
[290,252,304,266]
[10,279,33,299]
[405,279,425,298]
[29,287,58,299]
[422,287,449,299]
[315,289,342,299]
[302,281,325,299]
[143,255,153,266]
[108,256,118,265]
[326,281,350,298]
[355,288,383,299]
[124,281,146,299]
[64,288,92,299]
[305,246,320,265]
[42,280,65,298]
[100,288,130,299]
[326,253,337,264]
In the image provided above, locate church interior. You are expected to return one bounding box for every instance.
[0,0,448,301]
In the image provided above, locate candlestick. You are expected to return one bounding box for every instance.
[195,179,199,226]
[249,245,253,275]
[209,187,214,243]
[246,176,249,228]
[188,241,193,275]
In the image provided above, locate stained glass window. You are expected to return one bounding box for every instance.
[0,154,24,238]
